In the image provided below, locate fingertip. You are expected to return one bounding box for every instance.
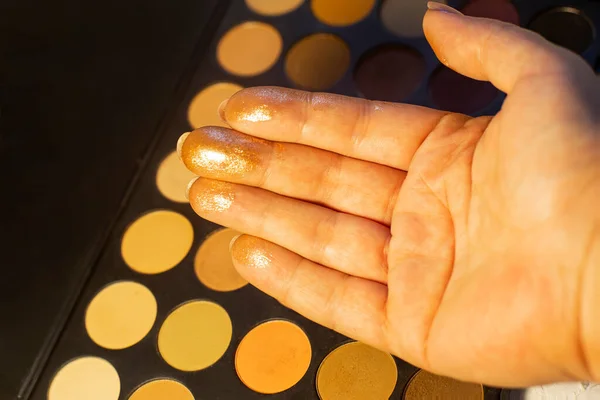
[188,178,236,216]
[230,235,274,277]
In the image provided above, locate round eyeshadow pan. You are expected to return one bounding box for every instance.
[156,151,197,203]
[403,369,483,399]
[85,281,157,350]
[48,357,120,400]
[217,22,282,77]
[461,0,520,25]
[355,44,425,102]
[128,379,194,400]
[311,0,375,27]
[187,82,243,129]
[429,66,499,114]
[235,320,312,394]
[528,7,595,55]
[121,210,194,274]
[316,341,398,400]
[194,228,248,292]
[246,0,304,16]
[285,33,350,90]
[158,300,232,371]
[381,0,446,38]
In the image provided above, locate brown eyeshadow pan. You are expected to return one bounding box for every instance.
[355,44,425,102]
[285,33,350,90]
[311,0,376,27]
[528,7,595,54]
[404,370,484,400]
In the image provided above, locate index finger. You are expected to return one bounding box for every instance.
[220,87,448,171]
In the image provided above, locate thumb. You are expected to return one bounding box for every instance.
[423,2,593,94]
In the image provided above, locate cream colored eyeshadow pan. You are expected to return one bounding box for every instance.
[158,300,232,371]
[156,151,197,203]
[85,281,157,350]
[48,357,120,400]
[121,210,193,274]
[187,82,243,129]
[217,22,282,77]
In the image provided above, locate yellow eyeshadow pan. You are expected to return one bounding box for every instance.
[158,300,232,371]
[156,151,197,203]
[128,379,194,400]
[235,320,312,394]
[121,210,193,274]
[85,281,156,350]
[48,357,120,400]
[246,0,304,16]
[187,82,243,129]
[311,0,376,26]
[194,228,248,292]
[316,341,398,400]
[217,22,282,77]
[403,370,484,399]
[285,33,350,90]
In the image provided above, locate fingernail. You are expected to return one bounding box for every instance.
[177,132,191,158]
[427,1,463,15]
[218,99,229,122]
[185,177,199,200]
[229,234,241,252]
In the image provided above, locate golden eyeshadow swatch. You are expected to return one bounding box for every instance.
[235,320,312,394]
[403,370,484,399]
[158,300,232,371]
[316,341,398,400]
[121,210,193,274]
[285,33,351,90]
[311,0,376,26]
[128,379,194,400]
[85,281,156,350]
[48,357,120,400]
[217,22,282,77]
[187,82,243,129]
[246,0,304,16]
[194,228,247,292]
[156,151,197,203]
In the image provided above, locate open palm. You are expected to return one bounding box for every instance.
[181,11,600,386]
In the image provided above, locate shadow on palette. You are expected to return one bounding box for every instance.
[29,0,600,399]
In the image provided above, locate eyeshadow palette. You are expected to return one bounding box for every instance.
[23,0,600,399]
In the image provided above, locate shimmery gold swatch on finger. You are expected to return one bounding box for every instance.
[181,127,266,178]
[189,179,235,213]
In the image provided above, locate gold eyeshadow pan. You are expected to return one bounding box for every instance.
[29,0,600,399]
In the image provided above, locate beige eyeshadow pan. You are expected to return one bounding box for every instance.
[194,228,248,292]
[316,341,398,400]
[246,0,304,16]
[217,22,282,77]
[285,33,350,90]
[128,379,194,400]
[48,357,120,400]
[158,300,232,371]
[156,151,197,203]
[235,320,312,394]
[187,82,243,129]
[121,210,193,274]
[85,281,157,350]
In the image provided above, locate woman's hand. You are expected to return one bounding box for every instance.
[180,9,600,387]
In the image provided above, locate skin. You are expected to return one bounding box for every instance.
[180,10,600,387]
